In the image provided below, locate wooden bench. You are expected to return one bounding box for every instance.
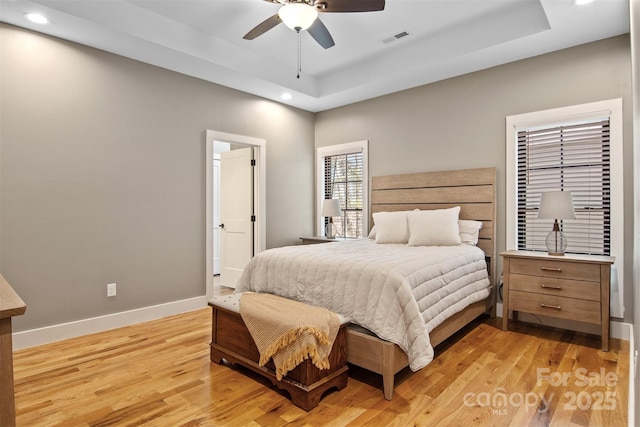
[208,294,348,411]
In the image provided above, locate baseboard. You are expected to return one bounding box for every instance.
[628,322,635,427]
[12,296,209,350]
[496,302,630,341]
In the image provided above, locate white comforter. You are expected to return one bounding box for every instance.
[235,239,490,371]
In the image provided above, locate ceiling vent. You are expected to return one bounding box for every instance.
[382,31,410,44]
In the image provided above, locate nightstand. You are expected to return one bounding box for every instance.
[501,250,615,351]
[299,236,337,245]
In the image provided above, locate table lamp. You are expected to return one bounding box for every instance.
[537,191,575,256]
[321,198,341,239]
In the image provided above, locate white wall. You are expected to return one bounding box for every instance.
[630,0,640,422]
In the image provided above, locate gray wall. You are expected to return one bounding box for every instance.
[1,23,635,338]
[0,23,316,331]
[315,35,634,323]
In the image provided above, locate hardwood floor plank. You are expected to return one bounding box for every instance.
[13,310,628,426]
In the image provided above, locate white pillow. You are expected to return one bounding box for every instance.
[372,211,409,244]
[371,216,483,245]
[458,220,483,245]
[407,207,461,246]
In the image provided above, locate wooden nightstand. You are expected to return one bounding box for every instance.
[501,250,615,351]
[299,236,337,245]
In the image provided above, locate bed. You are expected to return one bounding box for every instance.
[236,167,497,399]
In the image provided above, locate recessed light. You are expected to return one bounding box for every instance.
[574,0,595,5]
[281,93,292,101]
[24,13,50,24]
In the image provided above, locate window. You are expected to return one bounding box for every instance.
[317,141,368,238]
[506,99,624,317]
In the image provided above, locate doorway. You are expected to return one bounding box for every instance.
[212,142,228,276]
[206,130,266,299]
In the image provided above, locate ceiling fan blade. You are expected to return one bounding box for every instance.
[243,14,282,40]
[316,0,385,13]
[307,18,335,49]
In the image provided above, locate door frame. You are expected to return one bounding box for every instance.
[206,130,266,299]
[212,153,222,275]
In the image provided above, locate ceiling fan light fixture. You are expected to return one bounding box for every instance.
[278,3,318,31]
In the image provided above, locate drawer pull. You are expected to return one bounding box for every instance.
[540,284,562,290]
[541,267,562,272]
[540,303,562,310]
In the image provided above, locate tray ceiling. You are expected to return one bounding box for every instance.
[0,0,630,112]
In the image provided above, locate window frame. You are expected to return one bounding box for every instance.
[316,140,369,238]
[505,98,624,317]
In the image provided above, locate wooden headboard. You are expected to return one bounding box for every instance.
[370,167,497,287]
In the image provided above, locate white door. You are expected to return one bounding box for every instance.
[213,157,221,275]
[220,147,254,289]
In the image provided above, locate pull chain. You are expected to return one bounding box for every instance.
[296,29,302,78]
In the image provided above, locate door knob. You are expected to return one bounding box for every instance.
[220,223,225,229]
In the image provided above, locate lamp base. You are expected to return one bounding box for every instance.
[547,251,566,256]
[545,226,568,257]
[325,222,335,239]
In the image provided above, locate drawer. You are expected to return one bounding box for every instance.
[510,258,601,282]
[509,290,601,324]
[509,273,601,302]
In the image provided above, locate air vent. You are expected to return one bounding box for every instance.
[382,31,410,44]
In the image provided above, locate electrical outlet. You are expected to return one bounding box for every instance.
[107,283,117,297]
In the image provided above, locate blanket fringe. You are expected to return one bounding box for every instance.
[273,343,330,381]
[259,326,331,380]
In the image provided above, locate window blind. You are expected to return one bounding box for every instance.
[517,118,610,255]
[323,151,364,238]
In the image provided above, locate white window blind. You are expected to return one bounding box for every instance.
[517,118,611,255]
[323,151,364,238]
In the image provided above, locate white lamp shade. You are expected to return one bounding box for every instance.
[278,3,318,31]
[321,198,341,217]
[537,191,576,220]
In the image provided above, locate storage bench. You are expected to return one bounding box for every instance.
[208,294,349,411]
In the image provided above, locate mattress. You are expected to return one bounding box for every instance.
[235,238,490,370]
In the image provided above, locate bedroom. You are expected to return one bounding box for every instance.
[1,0,639,425]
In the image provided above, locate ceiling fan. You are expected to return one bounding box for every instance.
[243,0,386,49]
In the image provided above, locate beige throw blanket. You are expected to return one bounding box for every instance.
[239,292,340,381]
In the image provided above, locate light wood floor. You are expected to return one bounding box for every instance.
[13,306,628,426]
